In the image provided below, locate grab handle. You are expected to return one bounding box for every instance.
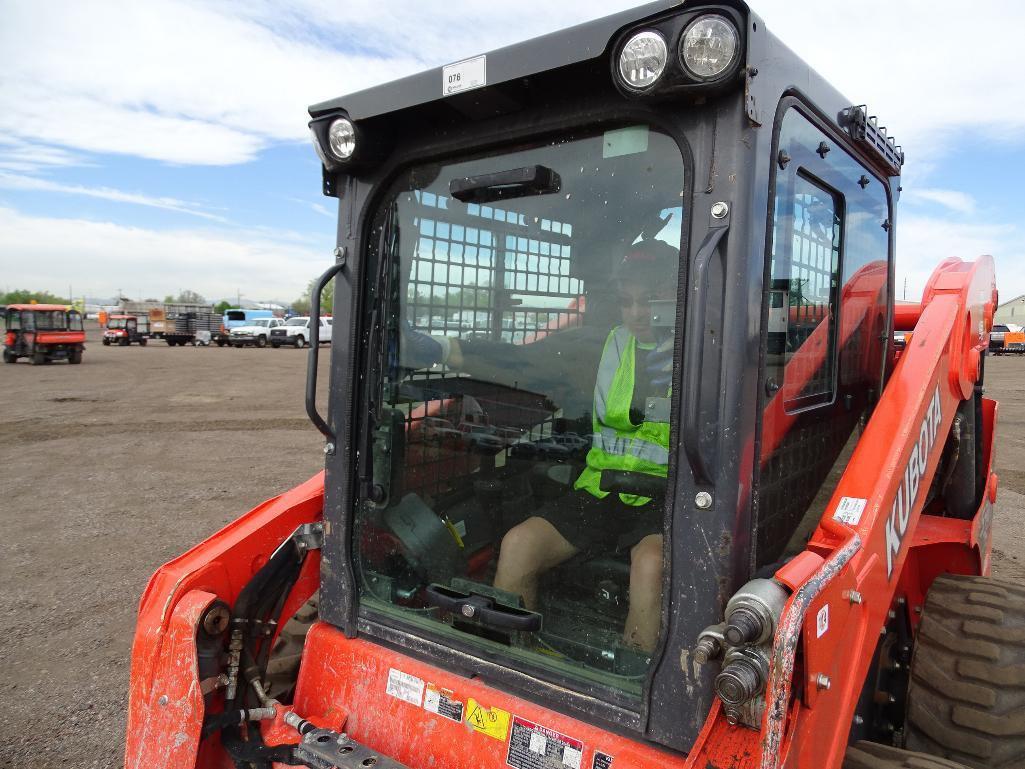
[682,221,729,485]
[306,261,344,445]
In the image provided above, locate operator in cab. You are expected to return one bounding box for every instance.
[403,240,677,653]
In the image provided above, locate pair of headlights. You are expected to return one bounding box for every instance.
[316,14,740,163]
[619,15,739,91]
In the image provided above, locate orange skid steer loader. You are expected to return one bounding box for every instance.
[125,3,1011,768]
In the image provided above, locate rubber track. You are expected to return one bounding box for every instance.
[844,741,970,769]
[904,575,1025,768]
[264,592,319,701]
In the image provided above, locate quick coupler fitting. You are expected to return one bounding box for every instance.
[714,647,769,706]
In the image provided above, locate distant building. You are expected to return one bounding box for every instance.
[995,295,1025,326]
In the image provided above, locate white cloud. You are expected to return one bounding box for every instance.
[752,0,1025,167]
[903,188,976,216]
[0,172,226,221]
[897,215,1025,301]
[0,206,331,301]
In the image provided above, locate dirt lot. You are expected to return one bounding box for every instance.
[0,327,1023,768]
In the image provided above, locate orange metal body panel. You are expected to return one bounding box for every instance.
[124,258,998,769]
[35,330,87,345]
[123,473,324,769]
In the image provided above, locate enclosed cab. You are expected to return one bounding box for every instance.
[103,314,150,346]
[126,3,1007,769]
[4,304,85,364]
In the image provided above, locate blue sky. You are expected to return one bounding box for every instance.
[0,0,1022,306]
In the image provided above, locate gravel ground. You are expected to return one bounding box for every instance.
[0,326,1022,768]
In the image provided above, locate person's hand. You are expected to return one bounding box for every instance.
[646,332,674,389]
[399,320,449,369]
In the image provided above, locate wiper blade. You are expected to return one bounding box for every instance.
[449,165,561,204]
[359,203,399,504]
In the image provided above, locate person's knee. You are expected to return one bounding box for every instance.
[499,517,555,575]
[629,535,663,591]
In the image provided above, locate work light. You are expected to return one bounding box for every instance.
[618,31,668,90]
[679,16,738,80]
[327,117,357,161]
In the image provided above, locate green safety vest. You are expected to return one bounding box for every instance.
[574,326,671,506]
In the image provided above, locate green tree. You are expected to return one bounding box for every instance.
[214,300,232,314]
[175,289,206,304]
[0,289,71,305]
[295,276,334,316]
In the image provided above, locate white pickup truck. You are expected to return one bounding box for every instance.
[268,317,332,348]
[228,317,287,348]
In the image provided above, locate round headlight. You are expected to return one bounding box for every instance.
[680,16,739,80]
[618,31,668,91]
[327,118,356,160]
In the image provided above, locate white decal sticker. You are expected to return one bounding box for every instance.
[886,387,943,578]
[442,55,486,96]
[834,497,867,526]
[816,603,829,638]
[386,668,425,707]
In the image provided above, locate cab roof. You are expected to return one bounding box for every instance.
[309,1,681,120]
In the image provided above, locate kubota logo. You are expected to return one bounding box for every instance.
[885,386,942,579]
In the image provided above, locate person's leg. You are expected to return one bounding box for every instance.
[494,517,578,609]
[624,534,663,652]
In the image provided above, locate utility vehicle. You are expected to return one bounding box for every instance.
[3,304,85,364]
[125,3,1011,768]
[103,314,150,346]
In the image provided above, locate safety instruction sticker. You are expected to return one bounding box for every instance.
[833,497,867,526]
[816,603,830,638]
[592,751,614,769]
[424,683,463,722]
[442,55,486,96]
[467,698,511,741]
[385,668,424,707]
[506,715,583,769]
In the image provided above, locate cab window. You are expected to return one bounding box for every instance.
[357,125,686,694]
[756,106,891,567]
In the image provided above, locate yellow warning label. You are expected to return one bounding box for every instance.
[465,698,511,741]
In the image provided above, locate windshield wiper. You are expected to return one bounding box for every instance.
[449,165,561,204]
[358,203,399,505]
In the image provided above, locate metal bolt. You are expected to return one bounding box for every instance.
[815,674,831,691]
[201,604,230,635]
[843,590,863,605]
[333,245,347,264]
[695,491,713,509]
[914,606,922,615]
[158,695,169,707]
[887,610,896,620]
[461,604,475,618]
[724,707,741,726]
[896,596,906,606]
[693,636,722,665]
[324,442,335,455]
[853,715,864,726]
[710,202,729,219]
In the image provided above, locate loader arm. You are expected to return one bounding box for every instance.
[757,255,998,769]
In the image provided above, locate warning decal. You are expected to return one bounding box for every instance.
[506,715,583,769]
[424,683,464,722]
[385,668,424,707]
[467,698,511,741]
[592,752,614,769]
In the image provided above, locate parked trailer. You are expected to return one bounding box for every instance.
[165,311,220,346]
